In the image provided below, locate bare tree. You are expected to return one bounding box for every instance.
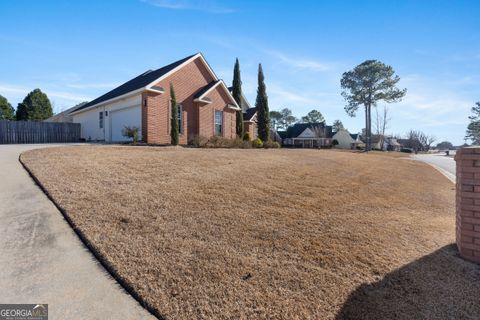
[374,105,391,150]
[404,130,436,152]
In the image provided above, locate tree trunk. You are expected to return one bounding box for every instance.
[365,103,372,152]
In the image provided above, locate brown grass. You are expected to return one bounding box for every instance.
[20,146,480,319]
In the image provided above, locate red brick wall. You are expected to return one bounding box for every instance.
[244,121,257,140]
[198,86,236,139]
[142,57,236,144]
[455,147,480,264]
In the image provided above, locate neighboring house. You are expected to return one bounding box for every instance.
[370,134,386,150]
[228,86,258,140]
[70,53,240,143]
[350,133,365,149]
[385,137,401,151]
[45,102,88,123]
[283,123,333,148]
[243,107,257,140]
[332,129,357,149]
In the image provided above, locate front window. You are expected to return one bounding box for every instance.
[178,105,183,134]
[215,111,223,136]
[99,111,104,129]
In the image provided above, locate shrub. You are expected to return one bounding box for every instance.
[263,140,280,149]
[252,138,263,148]
[188,135,209,147]
[332,139,339,147]
[206,136,232,148]
[243,132,251,141]
[400,148,413,153]
[122,126,140,143]
[232,138,252,149]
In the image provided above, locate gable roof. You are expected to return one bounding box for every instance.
[193,80,240,109]
[243,107,257,121]
[73,54,197,113]
[71,53,239,114]
[350,133,359,140]
[285,123,333,138]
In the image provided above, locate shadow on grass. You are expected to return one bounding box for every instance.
[336,244,480,320]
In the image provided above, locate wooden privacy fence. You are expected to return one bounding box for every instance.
[0,120,81,144]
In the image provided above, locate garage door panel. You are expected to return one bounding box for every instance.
[110,106,141,142]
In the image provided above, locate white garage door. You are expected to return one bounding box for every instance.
[109,105,141,142]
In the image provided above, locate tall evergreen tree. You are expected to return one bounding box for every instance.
[15,88,53,121]
[0,94,15,120]
[255,63,270,142]
[465,102,480,145]
[341,60,406,151]
[232,58,244,137]
[170,83,179,145]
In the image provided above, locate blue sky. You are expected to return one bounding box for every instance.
[1,0,479,144]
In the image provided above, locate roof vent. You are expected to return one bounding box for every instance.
[142,69,153,75]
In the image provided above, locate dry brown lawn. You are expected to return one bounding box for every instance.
[21,146,480,320]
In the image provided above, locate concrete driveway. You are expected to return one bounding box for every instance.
[412,153,456,183]
[0,145,155,319]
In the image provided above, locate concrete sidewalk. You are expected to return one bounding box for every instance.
[0,145,155,319]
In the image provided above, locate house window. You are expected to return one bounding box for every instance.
[215,110,223,136]
[178,104,183,134]
[99,111,104,129]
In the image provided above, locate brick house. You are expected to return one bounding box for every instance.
[70,53,240,144]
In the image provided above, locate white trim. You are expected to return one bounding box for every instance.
[70,88,144,115]
[195,81,222,100]
[146,87,165,94]
[194,80,240,110]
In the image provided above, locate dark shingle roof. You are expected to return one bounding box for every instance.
[350,133,358,140]
[193,80,219,100]
[74,54,197,113]
[243,107,257,121]
[285,123,333,138]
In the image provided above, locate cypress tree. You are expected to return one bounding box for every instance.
[170,83,179,145]
[255,63,270,142]
[15,89,53,121]
[232,58,244,137]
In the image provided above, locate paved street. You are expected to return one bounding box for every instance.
[0,144,154,319]
[412,153,456,183]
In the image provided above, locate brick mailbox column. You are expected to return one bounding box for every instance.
[455,147,480,263]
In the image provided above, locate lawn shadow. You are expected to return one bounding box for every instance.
[336,244,480,320]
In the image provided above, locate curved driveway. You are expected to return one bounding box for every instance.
[0,145,155,319]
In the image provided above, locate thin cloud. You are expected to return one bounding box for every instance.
[140,0,235,13]
[268,83,318,105]
[266,50,332,72]
[0,83,91,103]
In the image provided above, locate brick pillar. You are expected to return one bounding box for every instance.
[455,147,480,263]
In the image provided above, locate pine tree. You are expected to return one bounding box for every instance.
[15,88,53,121]
[466,102,480,145]
[255,64,270,142]
[232,58,244,137]
[170,83,179,145]
[0,95,15,120]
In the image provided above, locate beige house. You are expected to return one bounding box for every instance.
[332,129,357,149]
